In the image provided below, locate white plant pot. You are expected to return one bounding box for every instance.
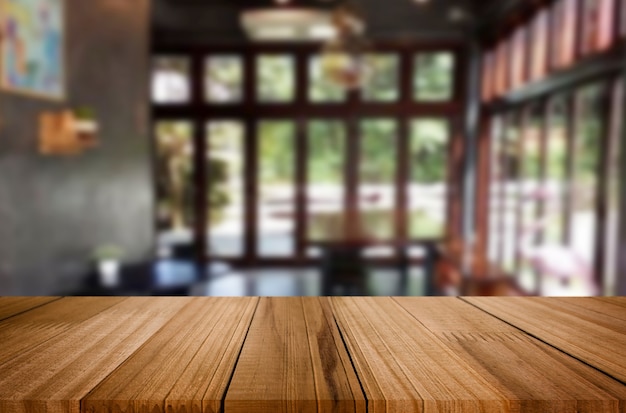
[98,259,120,288]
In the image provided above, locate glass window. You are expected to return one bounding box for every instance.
[206,121,246,258]
[256,55,295,103]
[306,121,347,249]
[309,55,347,103]
[500,114,522,274]
[257,121,296,257]
[408,119,450,239]
[154,121,194,257]
[152,57,190,104]
[488,117,504,264]
[362,54,400,102]
[569,84,604,292]
[205,56,243,103]
[518,106,543,292]
[359,120,398,255]
[414,52,455,101]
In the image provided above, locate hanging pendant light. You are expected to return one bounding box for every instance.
[319,2,373,90]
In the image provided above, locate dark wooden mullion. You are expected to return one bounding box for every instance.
[397,51,412,244]
[446,117,463,243]
[396,119,409,244]
[592,82,614,292]
[474,115,492,260]
[346,116,360,240]
[244,119,258,263]
[189,52,207,264]
[243,53,257,264]
[295,119,308,263]
[294,51,309,262]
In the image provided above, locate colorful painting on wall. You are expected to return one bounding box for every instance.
[1,0,64,99]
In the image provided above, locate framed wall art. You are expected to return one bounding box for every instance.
[1,0,65,99]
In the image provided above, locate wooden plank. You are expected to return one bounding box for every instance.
[331,297,509,413]
[0,296,60,322]
[0,297,189,413]
[465,297,626,384]
[0,297,127,367]
[83,297,258,413]
[395,297,626,413]
[224,297,365,413]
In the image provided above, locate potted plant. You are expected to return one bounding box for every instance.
[73,107,99,147]
[93,245,124,288]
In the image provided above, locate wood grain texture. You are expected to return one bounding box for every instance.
[0,297,625,413]
[0,296,60,321]
[331,297,509,413]
[83,297,258,413]
[225,297,365,413]
[0,297,189,413]
[465,297,626,384]
[395,297,626,413]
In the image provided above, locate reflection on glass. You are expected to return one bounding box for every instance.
[604,81,623,295]
[258,121,296,257]
[206,121,245,257]
[309,56,346,103]
[359,120,398,253]
[518,107,543,292]
[205,56,243,103]
[257,55,295,102]
[414,52,455,101]
[570,85,603,287]
[543,97,568,245]
[488,117,504,263]
[152,57,190,104]
[408,119,450,239]
[307,121,347,248]
[154,122,194,256]
[500,114,521,274]
[362,54,399,102]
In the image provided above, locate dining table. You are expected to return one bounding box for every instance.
[0,296,625,412]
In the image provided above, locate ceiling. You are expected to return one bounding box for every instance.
[153,0,493,46]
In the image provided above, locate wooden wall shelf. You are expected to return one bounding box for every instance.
[0,296,624,412]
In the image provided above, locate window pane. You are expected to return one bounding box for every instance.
[152,57,190,104]
[359,119,398,256]
[581,0,616,54]
[408,119,450,239]
[551,0,577,69]
[257,55,295,102]
[481,52,494,102]
[154,121,194,257]
[307,121,347,249]
[258,121,296,257]
[518,107,543,293]
[569,84,604,293]
[206,121,245,257]
[414,52,455,101]
[488,117,504,263]
[205,56,243,103]
[362,54,399,102]
[494,40,509,96]
[543,97,568,246]
[309,56,346,103]
[500,115,522,274]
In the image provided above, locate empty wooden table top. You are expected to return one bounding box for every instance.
[0,297,624,413]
